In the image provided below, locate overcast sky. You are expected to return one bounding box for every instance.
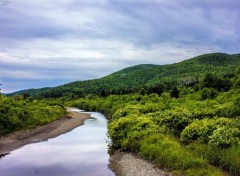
[0,0,240,93]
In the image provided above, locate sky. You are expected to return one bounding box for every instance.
[0,0,240,93]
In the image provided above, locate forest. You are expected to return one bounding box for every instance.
[2,53,240,175]
[10,53,240,99]
[67,66,240,175]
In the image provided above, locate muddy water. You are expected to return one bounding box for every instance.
[0,108,115,176]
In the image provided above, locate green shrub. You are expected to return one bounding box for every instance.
[233,78,240,88]
[220,147,240,175]
[180,118,239,147]
[154,110,193,136]
[229,97,240,117]
[108,116,135,148]
[0,96,66,135]
[139,134,207,170]
[69,92,240,175]
[209,126,240,147]
[180,119,216,144]
[201,88,218,100]
[188,142,240,175]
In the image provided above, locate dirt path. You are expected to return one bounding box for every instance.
[0,108,91,155]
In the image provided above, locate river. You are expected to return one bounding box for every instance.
[0,108,115,176]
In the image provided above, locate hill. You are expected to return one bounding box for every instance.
[10,53,240,98]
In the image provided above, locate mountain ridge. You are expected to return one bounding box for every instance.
[9,52,240,98]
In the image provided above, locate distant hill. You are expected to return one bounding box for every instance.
[9,53,240,98]
[9,87,51,97]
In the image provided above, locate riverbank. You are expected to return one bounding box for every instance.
[0,108,173,176]
[0,108,91,155]
[110,150,172,176]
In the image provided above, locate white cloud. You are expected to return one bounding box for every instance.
[0,0,239,92]
[0,36,219,83]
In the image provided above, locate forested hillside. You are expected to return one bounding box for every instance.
[10,53,240,98]
[69,65,240,175]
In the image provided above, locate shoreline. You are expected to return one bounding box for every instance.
[110,150,172,176]
[0,108,91,155]
[1,108,172,176]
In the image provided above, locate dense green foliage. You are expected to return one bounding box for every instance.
[4,52,240,175]
[68,66,240,175]
[0,95,66,135]
[10,53,240,99]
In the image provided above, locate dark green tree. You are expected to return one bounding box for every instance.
[202,73,232,91]
[202,73,217,88]
[23,92,30,100]
[100,90,107,97]
[170,86,179,98]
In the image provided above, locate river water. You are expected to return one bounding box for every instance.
[0,108,115,176]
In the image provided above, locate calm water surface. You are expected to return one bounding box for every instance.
[0,108,115,176]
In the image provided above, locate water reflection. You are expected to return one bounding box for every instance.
[0,153,9,159]
[0,110,115,176]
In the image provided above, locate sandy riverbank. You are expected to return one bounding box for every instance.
[0,108,91,155]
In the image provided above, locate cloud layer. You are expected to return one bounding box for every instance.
[0,0,240,92]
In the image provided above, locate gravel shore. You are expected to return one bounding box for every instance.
[110,151,172,176]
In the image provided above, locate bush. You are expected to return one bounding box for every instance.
[139,134,207,170]
[220,147,240,175]
[154,110,193,137]
[0,96,66,135]
[188,142,240,175]
[108,116,134,148]
[180,118,240,148]
[209,126,240,147]
[201,88,218,100]
[229,97,240,117]
[233,78,240,88]
[69,92,239,175]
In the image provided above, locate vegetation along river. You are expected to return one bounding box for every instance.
[0,108,115,176]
